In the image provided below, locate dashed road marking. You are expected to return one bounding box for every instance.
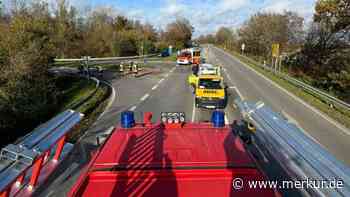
[233,86,245,100]
[192,98,196,122]
[151,84,158,90]
[130,105,137,111]
[225,115,229,124]
[140,93,150,101]
[158,78,165,84]
[165,73,169,77]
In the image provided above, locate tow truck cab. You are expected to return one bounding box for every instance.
[69,111,280,197]
[195,75,226,109]
[188,64,220,87]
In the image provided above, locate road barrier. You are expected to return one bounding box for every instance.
[0,110,83,197]
[235,99,350,196]
[54,54,157,63]
[236,52,350,112]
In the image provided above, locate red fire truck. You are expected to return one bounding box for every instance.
[177,48,201,65]
[1,103,348,197]
[69,111,280,197]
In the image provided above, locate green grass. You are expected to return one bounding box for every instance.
[68,83,110,142]
[55,76,110,142]
[55,77,97,112]
[219,47,350,129]
[160,53,177,61]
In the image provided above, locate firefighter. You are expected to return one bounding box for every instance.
[192,64,199,76]
[129,61,133,72]
[120,63,124,73]
[133,62,139,76]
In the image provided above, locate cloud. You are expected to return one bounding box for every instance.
[262,0,316,18]
[219,0,249,12]
[263,1,291,13]
[161,0,187,16]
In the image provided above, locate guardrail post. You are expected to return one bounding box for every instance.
[28,156,44,191]
[53,135,66,162]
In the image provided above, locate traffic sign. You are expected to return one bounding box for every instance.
[272,43,280,57]
[241,43,245,51]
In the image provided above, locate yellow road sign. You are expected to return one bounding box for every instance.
[272,43,280,57]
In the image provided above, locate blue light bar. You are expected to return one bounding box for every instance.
[211,111,225,128]
[121,111,135,128]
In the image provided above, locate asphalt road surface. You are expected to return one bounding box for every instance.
[206,45,350,166]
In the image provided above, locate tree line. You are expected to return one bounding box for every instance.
[198,0,349,101]
[0,0,193,138]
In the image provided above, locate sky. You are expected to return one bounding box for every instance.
[3,0,317,37]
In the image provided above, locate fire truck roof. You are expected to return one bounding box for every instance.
[70,121,279,197]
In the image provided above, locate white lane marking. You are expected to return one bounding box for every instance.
[140,93,150,101]
[158,78,165,84]
[151,84,158,90]
[233,86,245,100]
[165,73,169,77]
[216,47,350,136]
[225,115,229,124]
[129,105,137,111]
[226,74,232,81]
[97,81,116,121]
[192,98,196,122]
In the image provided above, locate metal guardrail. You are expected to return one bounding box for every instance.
[235,99,350,196]
[54,54,158,63]
[283,75,350,110]
[238,53,350,111]
[0,110,83,197]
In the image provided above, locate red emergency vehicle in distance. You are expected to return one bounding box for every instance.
[177,49,192,65]
[177,48,201,65]
[191,47,201,65]
[69,111,280,197]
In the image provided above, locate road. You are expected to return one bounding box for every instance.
[34,47,349,196]
[207,45,350,166]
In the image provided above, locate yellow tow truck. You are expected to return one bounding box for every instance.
[188,63,220,87]
[193,75,227,109]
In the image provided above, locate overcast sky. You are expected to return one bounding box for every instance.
[3,0,317,37]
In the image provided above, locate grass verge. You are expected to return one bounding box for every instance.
[55,76,110,142]
[68,82,110,142]
[219,47,350,129]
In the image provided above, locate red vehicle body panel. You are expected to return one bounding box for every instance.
[69,123,279,197]
[177,55,191,63]
[192,56,200,65]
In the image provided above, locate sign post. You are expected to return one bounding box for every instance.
[241,43,245,55]
[271,44,280,73]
